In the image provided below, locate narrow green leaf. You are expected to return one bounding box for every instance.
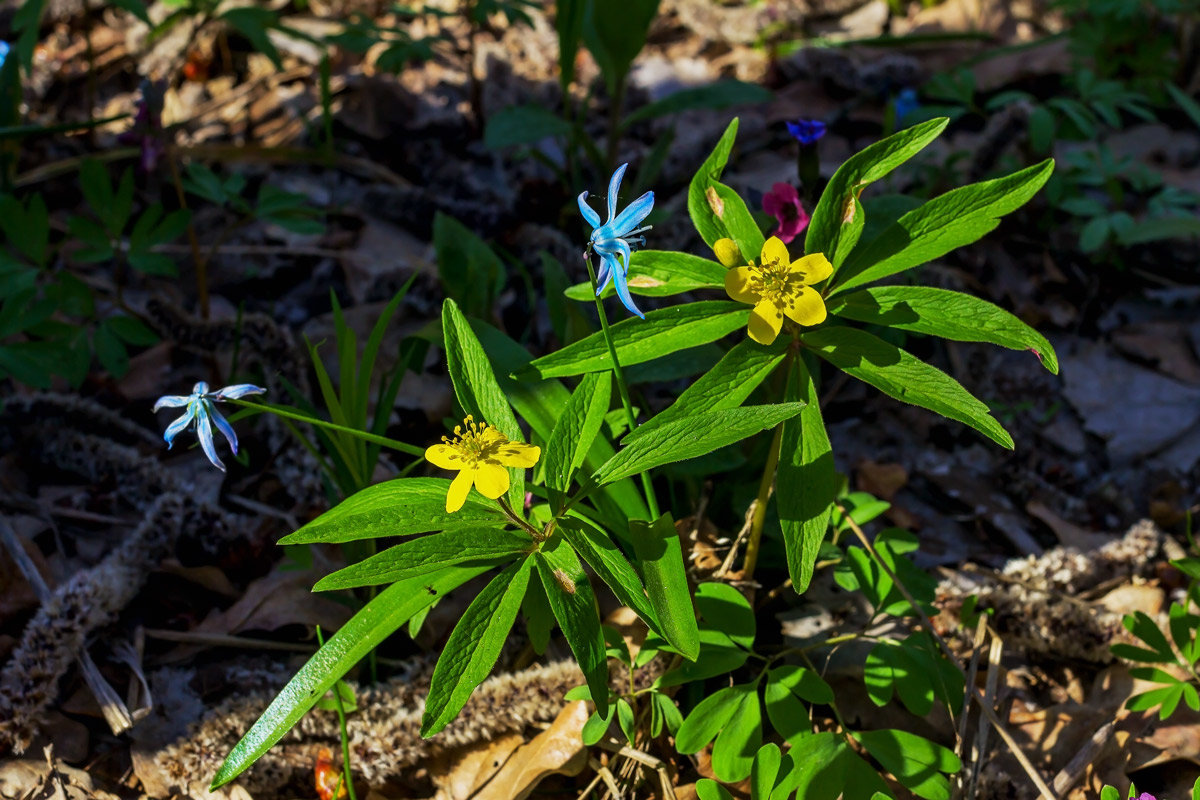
[833,159,1054,293]
[711,181,765,263]
[564,251,726,299]
[635,337,787,437]
[522,576,554,654]
[778,356,836,593]
[421,557,533,737]
[806,118,949,266]
[280,477,505,545]
[595,403,805,485]
[313,529,530,590]
[630,513,699,660]
[517,301,746,380]
[435,216,503,318]
[443,298,528,510]
[828,286,1058,374]
[555,0,585,90]
[802,326,1013,449]
[557,517,658,631]
[536,538,608,714]
[689,119,739,248]
[210,565,489,789]
[544,371,612,493]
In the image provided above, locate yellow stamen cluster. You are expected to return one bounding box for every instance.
[425,415,540,513]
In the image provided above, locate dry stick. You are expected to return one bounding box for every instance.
[952,613,990,800]
[596,738,677,800]
[589,756,623,800]
[0,518,134,735]
[1051,720,1116,796]
[837,506,1058,800]
[971,635,1005,798]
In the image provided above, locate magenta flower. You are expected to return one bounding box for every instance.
[762,182,810,244]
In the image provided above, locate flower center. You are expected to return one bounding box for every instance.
[748,255,799,305]
[443,416,502,466]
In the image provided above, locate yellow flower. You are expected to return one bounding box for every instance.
[425,416,540,512]
[718,235,832,345]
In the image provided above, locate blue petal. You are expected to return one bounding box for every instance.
[153,394,190,411]
[208,405,239,454]
[194,404,226,471]
[596,237,632,274]
[595,253,615,296]
[606,163,628,223]
[610,190,654,237]
[163,404,197,447]
[577,191,601,230]
[612,265,644,319]
[212,383,266,401]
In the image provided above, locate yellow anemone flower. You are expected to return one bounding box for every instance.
[717,236,832,345]
[425,416,540,512]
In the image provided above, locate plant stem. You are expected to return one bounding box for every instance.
[742,421,784,579]
[315,626,358,800]
[581,253,660,519]
[498,496,544,541]
[228,399,424,457]
[605,75,628,174]
[165,148,208,319]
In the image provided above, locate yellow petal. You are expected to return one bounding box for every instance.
[725,267,760,305]
[760,236,790,269]
[446,468,474,512]
[782,285,828,327]
[748,299,783,345]
[790,252,832,286]
[496,441,540,468]
[713,238,742,268]
[473,462,511,499]
[425,443,464,470]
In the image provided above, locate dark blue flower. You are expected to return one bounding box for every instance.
[893,88,920,124]
[785,119,827,145]
[578,163,654,319]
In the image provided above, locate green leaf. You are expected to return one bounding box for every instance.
[771,663,833,704]
[802,326,1013,448]
[675,685,744,753]
[629,513,699,660]
[855,729,960,800]
[435,215,503,319]
[93,321,129,377]
[1116,216,1200,246]
[777,357,836,592]
[1168,83,1200,133]
[751,743,783,800]
[557,517,659,633]
[555,0,585,89]
[518,301,746,380]
[220,6,282,68]
[544,371,612,494]
[626,81,773,126]
[422,557,533,737]
[764,678,811,745]
[564,251,726,300]
[642,340,780,436]
[484,104,572,149]
[582,0,660,95]
[522,577,554,654]
[443,298,528,510]
[596,403,805,485]
[771,735,846,800]
[211,565,488,789]
[279,477,506,545]
[696,779,735,800]
[710,181,766,264]
[832,159,1054,293]
[616,697,635,742]
[313,528,530,590]
[694,582,754,651]
[711,685,762,782]
[582,705,615,745]
[828,286,1058,374]
[106,315,159,346]
[536,538,608,715]
[806,118,949,266]
[655,628,749,688]
[689,119,739,249]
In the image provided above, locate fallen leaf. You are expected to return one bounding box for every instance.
[471,700,590,800]
[431,733,524,800]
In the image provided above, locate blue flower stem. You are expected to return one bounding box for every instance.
[227,399,425,458]
[583,255,660,520]
[797,143,820,210]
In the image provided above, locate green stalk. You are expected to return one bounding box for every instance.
[315,626,358,800]
[581,253,660,519]
[741,421,783,579]
[228,399,424,458]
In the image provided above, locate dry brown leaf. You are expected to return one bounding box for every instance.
[855,460,908,501]
[471,700,590,800]
[431,733,524,800]
[1026,501,1113,550]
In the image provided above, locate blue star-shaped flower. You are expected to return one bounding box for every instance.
[786,119,827,145]
[578,163,654,319]
[153,381,265,471]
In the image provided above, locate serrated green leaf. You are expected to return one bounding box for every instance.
[536,538,608,715]
[802,326,1013,448]
[630,512,699,660]
[557,516,659,632]
[211,564,488,789]
[806,118,948,267]
[711,181,765,264]
[595,403,805,485]
[544,371,611,494]
[564,251,726,300]
[827,286,1058,374]
[778,356,836,593]
[689,119,739,248]
[313,528,529,590]
[517,301,746,381]
[833,159,1053,293]
[443,298,528,510]
[280,477,506,544]
[422,557,532,736]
